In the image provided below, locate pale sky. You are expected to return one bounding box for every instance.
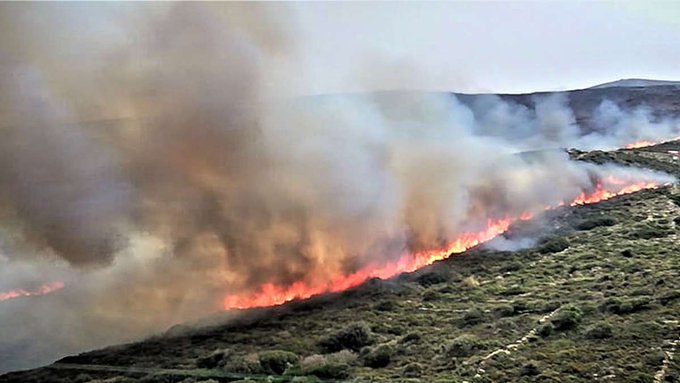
[288,1,680,94]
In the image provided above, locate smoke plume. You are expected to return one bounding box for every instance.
[0,2,676,373]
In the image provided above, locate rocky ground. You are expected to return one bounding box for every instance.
[2,144,680,383]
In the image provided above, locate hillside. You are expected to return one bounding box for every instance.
[3,143,680,383]
[590,79,680,90]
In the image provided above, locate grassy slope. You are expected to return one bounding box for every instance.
[2,145,680,383]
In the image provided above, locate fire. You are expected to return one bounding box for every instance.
[223,180,663,310]
[625,136,680,149]
[0,282,65,302]
[625,140,656,149]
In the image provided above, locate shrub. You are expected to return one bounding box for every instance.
[520,362,540,376]
[223,355,264,374]
[416,271,449,286]
[584,322,613,339]
[402,362,423,377]
[326,350,358,365]
[461,308,484,326]
[258,350,299,375]
[493,304,515,318]
[575,216,616,230]
[539,237,570,254]
[303,362,351,379]
[550,305,582,331]
[195,349,230,369]
[290,355,352,379]
[422,289,441,301]
[462,275,480,288]
[629,224,672,240]
[318,322,374,352]
[537,322,554,337]
[362,344,393,368]
[445,334,482,357]
[627,373,654,383]
[399,331,422,345]
[600,297,652,314]
[374,300,397,312]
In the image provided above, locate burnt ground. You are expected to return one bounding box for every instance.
[2,143,680,383]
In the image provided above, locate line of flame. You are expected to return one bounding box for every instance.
[223,180,664,310]
[0,282,65,302]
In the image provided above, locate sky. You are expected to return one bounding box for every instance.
[287,1,680,95]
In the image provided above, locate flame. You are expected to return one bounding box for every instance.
[625,140,656,149]
[625,136,680,149]
[0,282,65,302]
[224,180,663,310]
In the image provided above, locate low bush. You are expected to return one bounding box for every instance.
[402,362,423,377]
[195,349,230,369]
[445,334,483,357]
[575,216,617,230]
[493,304,515,318]
[550,305,582,331]
[461,308,485,326]
[584,322,613,339]
[223,355,263,374]
[258,350,299,375]
[539,237,570,254]
[600,297,652,314]
[362,344,393,368]
[318,322,374,352]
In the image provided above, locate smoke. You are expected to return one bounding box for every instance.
[465,93,680,150]
[0,2,676,373]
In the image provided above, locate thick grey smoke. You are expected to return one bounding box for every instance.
[0,3,676,373]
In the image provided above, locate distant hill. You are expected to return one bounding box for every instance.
[590,78,680,89]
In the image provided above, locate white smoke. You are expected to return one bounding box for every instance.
[0,2,676,374]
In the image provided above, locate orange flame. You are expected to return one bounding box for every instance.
[625,140,656,149]
[0,282,65,302]
[223,180,662,310]
[625,136,680,149]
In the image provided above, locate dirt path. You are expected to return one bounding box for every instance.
[473,308,559,378]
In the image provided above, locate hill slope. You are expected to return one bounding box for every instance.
[3,144,680,383]
[590,78,680,89]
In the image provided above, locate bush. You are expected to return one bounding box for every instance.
[422,289,441,301]
[416,271,449,286]
[584,322,613,339]
[537,322,554,337]
[600,297,652,314]
[362,344,393,368]
[223,355,264,374]
[445,334,482,357]
[303,362,351,379]
[539,237,570,254]
[493,304,515,318]
[374,300,397,311]
[399,331,422,344]
[318,322,374,352]
[461,308,484,326]
[291,355,353,379]
[575,216,617,230]
[402,362,423,377]
[550,305,582,331]
[196,349,230,369]
[627,372,654,383]
[258,350,299,375]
